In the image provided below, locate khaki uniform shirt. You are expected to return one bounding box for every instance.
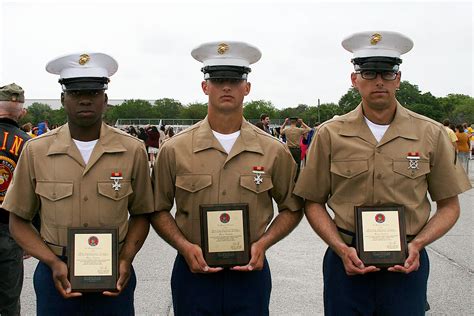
[294,103,471,235]
[2,123,154,247]
[153,117,303,245]
[281,126,310,148]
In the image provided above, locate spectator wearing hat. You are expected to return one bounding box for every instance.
[2,53,154,315]
[294,31,471,315]
[150,41,303,316]
[0,83,30,316]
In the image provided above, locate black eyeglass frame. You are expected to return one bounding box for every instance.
[355,70,399,81]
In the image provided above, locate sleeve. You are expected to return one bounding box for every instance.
[2,141,41,220]
[152,142,176,212]
[293,125,332,203]
[128,142,154,215]
[427,128,472,201]
[270,145,303,212]
[450,130,458,142]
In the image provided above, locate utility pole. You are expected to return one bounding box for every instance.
[317,98,321,123]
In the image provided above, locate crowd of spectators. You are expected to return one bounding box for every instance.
[123,124,179,162]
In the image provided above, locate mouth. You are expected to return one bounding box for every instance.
[77,110,95,116]
[220,95,234,100]
[371,90,388,95]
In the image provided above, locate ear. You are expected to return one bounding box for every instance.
[350,72,358,88]
[201,80,209,95]
[396,71,402,89]
[60,92,65,106]
[244,82,251,96]
[18,108,27,120]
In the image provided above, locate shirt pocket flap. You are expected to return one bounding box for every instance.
[393,160,430,179]
[98,181,133,201]
[35,181,73,201]
[176,175,212,193]
[240,175,273,193]
[330,160,369,179]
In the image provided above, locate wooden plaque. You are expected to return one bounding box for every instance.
[67,227,118,292]
[354,205,408,268]
[200,203,250,267]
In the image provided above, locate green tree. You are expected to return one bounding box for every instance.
[438,94,474,123]
[180,102,208,120]
[338,87,360,112]
[396,81,422,106]
[104,99,153,124]
[243,100,279,120]
[280,104,309,120]
[50,108,67,125]
[153,98,183,118]
[23,102,53,125]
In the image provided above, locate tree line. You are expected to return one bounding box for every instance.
[20,80,473,127]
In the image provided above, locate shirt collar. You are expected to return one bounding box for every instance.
[338,102,418,145]
[47,122,127,156]
[193,116,264,156]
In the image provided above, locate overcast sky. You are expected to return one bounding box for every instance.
[1,0,472,109]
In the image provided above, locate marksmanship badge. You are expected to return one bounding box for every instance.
[407,152,420,170]
[252,166,264,185]
[110,172,123,191]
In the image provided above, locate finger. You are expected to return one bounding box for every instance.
[193,254,210,272]
[103,290,120,297]
[346,266,379,275]
[230,265,252,272]
[65,292,82,298]
[387,265,408,273]
[58,275,72,294]
[205,267,223,273]
[347,252,365,269]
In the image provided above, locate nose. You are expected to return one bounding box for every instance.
[374,74,385,86]
[78,97,92,106]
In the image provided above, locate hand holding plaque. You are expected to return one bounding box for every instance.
[67,227,118,292]
[354,205,408,268]
[200,203,250,267]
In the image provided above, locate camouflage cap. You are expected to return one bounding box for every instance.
[0,83,25,102]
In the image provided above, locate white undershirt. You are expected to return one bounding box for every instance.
[364,116,390,143]
[212,130,240,154]
[73,139,98,164]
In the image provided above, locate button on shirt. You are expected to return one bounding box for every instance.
[2,123,154,247]
[153,117,303,245]
[294,103,471,235]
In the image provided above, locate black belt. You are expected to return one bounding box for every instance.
[337,226,416,246]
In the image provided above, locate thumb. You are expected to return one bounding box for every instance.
[60,275,72,294]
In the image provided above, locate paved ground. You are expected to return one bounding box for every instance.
[20,164,473,315]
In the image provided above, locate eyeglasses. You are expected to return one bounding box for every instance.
[355,71,398,81]
[208,78,244,84]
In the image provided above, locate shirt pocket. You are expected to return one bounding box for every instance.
[239,175,274,223]
[392,160,430,179]
[330,159,369,203]
[97,181,133,225]
[392,159,430,205]
[35,181,74,227]
[175,174,212,219]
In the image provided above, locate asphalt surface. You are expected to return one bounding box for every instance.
[20,164,473,315]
